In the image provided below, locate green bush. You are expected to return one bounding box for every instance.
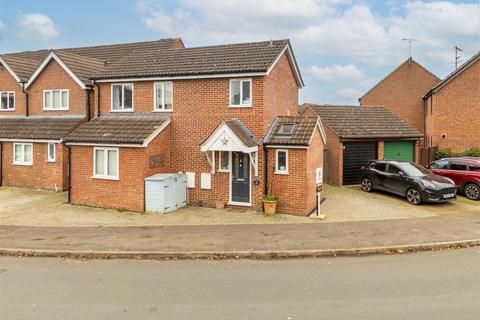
[462,149,480,157]
[262,195,279,202]
[435,149,460,160]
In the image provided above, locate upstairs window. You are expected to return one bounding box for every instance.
[275,149,288,174]
[0,91,15,110]
[44,90,69,110]
[230,79,251,107]
[112,84,133,111]
[154,82,173,111]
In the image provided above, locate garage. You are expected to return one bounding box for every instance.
[384,141,414,161]
[343,141,377,185]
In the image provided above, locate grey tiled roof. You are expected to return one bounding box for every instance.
[305,104,423,139]
[264,116,319,146]
[91,40,290,79]
[65,116,170,145]
[224,119,259,148]
[0,117,84,140]
[1,38,182,83]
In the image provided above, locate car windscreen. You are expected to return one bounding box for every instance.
[399,163,431,177]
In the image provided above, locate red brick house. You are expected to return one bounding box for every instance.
[0,39,181,191]
[359,58,440,134]
[302,104,422,186]
[424,51,480,152]
[58,39,325,215]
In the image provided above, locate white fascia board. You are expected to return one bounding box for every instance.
[65,142,145,148]
[95,72,267,83]
[264,145,308,149]
[142,118,171,147]
[25,51,87,90]
[200,122,258,153]
[0,57,21,83]
[0,138,62,143]
[266,44,304,88]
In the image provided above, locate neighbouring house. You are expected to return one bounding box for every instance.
[359,57,440,134]
[302,104,422,186]
[424,51,480,153]
[0,38,182,191]
[56,39,324,216]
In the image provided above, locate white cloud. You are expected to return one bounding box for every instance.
[17,13,60,41]
[0,20,5,30]
[308,64,370,84]
[336,88,362,100]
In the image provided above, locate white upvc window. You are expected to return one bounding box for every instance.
[218,151,231,172]
[0,91,15,110]
[229,79,252,107]
[13,143,33,166]
[153,82,173,111]
[275,149,288,174]
[47,143,56,162]
[43,90,69,110]
[111,83,133,111]
[93,147,119,180]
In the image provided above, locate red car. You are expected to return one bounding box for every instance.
[429,157,480,200]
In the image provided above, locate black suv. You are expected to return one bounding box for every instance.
[360,160,457,205]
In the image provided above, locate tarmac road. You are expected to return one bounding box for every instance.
[0,248,479,320]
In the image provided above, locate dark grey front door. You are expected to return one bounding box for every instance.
[231,152,250,203]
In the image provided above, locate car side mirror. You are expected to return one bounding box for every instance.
[398,171,404,177]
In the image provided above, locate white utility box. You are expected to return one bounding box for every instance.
[145,173,187,213]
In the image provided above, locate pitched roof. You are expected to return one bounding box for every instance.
[360,58,440,100]
[224,119,259,148]
[91,39,302,85]
[0,117,84,140]
[305,104,422,139]
[65,116,170,145]
[424,50,480,98]
[264,116,319,146]
[0,38,182,84]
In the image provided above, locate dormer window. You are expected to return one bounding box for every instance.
[230,79,252,107]
[277,123,296,136]
[112,83,133,111]
[44,90,68,110]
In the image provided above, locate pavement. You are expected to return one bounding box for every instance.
[1,214,480,259]
[1,248,479,319]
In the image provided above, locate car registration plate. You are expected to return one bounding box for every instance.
[443,193,455,198]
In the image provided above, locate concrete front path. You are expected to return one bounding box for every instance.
[1,214,479,259]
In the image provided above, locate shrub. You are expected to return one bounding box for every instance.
[262,195,279,202]
[462,149,480,157]
[435,149,460,160]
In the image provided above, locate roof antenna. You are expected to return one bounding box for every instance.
[402,38,419,60]
[269,39,274,47]
[455,46,463,70]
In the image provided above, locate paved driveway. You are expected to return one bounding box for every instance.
[0,185,478,227]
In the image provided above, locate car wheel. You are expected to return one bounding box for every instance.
[361,178,373,192]
[406,188,422,205]
[464,183,480,200]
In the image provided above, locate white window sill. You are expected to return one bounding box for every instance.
[218,169,230,173]
[43,108,69,111]
[13,162,33,166]
[228,105,252,108]
[47,160,56,163]
[228,201,252,207]
[110,109,134,113]
[92,175,119,181]
[153,109,173,113]
[0,109,15,112]
[274,171,289,175]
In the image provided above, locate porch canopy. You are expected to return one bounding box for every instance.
[200,119,259,175]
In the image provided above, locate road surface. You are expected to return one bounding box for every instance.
[0,248,479,319]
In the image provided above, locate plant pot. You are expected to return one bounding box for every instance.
[215,201,225,209]
[263,200,277,215]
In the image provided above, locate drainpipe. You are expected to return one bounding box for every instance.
[68,146,71,203]
[85,85,93,120]
[94,80,101,117]
[263,144,268,196]
[0,142,2,187]
[20,80,29,116]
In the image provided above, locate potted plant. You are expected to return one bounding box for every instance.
[262,195,279,215]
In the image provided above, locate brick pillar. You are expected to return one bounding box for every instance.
[378,140,385,160]
[414,140,421,163]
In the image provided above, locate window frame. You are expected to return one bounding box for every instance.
[47,143,56,162]
[111,83,134,112]
[0,91,15,111]
[275,149,289,174]
[218,151,231,172]
[153,82,173,112]
[13,143,33,166]
[229,78,252,107]
[92,147,119,180]
[43,89,69,111]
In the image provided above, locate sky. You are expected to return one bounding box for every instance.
[0,0,478,105]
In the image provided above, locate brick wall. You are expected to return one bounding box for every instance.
[27,60,88,116]
[0,66,26,116]
[425,59,479,151]
[360,59,440,133]
[70,126,171,212]
[1,142,68,190]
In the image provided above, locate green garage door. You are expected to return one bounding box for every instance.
[384,141,414,161]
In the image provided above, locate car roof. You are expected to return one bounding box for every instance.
[370,160,413,165]
[436,157,480,165]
